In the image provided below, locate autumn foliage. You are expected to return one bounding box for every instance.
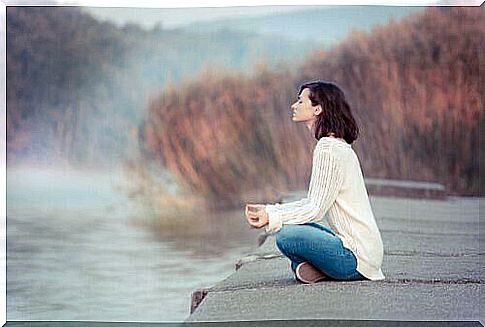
[140,7,483,210]
[141,67,315,208]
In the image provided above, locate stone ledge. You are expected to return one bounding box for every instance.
[188,195,481,322]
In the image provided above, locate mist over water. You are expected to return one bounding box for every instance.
[7,166,259,321]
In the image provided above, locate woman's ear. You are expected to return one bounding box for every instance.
[314,105,323,116]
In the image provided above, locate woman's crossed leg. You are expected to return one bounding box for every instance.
[275,222,366,281]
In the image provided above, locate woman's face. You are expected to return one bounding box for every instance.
[291,88,322,127]
[291,88,322,124]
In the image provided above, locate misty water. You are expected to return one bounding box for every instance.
[7,166,260,322]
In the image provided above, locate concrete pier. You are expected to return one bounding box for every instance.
[186,193,482,324]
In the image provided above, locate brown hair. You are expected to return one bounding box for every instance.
[298,80,359,144]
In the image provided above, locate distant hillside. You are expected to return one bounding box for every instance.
[6,6,314,168]
[181,6,424,46]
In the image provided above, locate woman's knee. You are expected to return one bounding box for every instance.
[275,225,303,252]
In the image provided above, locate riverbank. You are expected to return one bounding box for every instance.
[185,194,482,323]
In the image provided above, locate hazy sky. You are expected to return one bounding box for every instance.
[82,5,313,29]
[82,2,447,29]
[3,0,451,29]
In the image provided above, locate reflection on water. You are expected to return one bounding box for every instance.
[7,166,260,322]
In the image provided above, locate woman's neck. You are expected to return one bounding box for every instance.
[327,134,346,143]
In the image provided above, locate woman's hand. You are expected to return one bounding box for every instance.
[245,203,269,229]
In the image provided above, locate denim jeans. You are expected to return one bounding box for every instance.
[275,222,367,281]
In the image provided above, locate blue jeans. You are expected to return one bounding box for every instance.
[275,222,367,281]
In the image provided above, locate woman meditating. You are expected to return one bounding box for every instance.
[245,80,385,283]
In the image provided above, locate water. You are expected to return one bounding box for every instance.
[7,166,259,322]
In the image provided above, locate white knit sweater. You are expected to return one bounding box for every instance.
[264,136,385,281]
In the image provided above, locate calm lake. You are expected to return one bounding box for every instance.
[7,166,260,322]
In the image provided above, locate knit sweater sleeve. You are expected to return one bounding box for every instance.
[264,144,344,234]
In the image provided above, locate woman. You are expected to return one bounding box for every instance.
[245,80,385,283]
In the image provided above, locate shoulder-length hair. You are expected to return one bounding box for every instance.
[298,80,359,144]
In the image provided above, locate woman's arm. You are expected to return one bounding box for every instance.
[264,145,344,234]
